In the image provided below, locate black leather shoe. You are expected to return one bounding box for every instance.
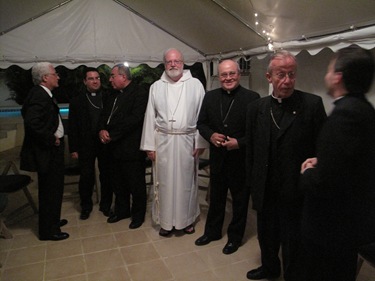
[107,214,129,223]
[80,210,91,220]
[129,221,143,229]
[195,234,221,246]
[222,241,240,255]
[59,219,68,227]
[246,266,280,280]
[40,232,70,241]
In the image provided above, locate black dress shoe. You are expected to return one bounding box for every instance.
[222,241,240,255]
[80,210,91,220]
[59,219,68,227]
[246,266,280,280]
[129,221,143,229]
[195,234,221,246]
[40,232,70,241]
[107,214,129,223]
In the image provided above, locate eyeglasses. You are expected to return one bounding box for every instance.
[47,72,59,77]
[87,77,100,81]
[165,60,183,65]
[219,71,238,79]
[274,71,296,80]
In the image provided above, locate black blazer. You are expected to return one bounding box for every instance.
[20,85,62,173]
[301,94,375,248]
[246,90,326,212]
[98,82,148,161]
[197,85,260,174]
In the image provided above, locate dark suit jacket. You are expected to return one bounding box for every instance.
[246,90,326,212]
[301,94,375,248]
[197,85,260,174]
[20,85,62,173]
[98,82,148,161]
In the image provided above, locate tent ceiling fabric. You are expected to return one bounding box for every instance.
[0,0,206,68]
[1,0,375,68]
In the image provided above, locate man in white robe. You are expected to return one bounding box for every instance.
[140,48,208,236]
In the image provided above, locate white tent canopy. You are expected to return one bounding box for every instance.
[1,0,375,69]
[0,0,205,69]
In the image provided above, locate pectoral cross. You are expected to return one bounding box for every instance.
[169,118,176,129]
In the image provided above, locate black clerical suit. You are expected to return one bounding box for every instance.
[197,85,260,244]
[98,82,148,222]
[20,85,65,239]
[246,90,326,281]
[300,94,375,281]
[68,90,112,213]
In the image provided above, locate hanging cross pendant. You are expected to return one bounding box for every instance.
[169,118,176,129]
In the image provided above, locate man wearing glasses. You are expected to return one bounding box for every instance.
[195,59,260,254]
[140,48,208,237]
[98,64,148,229]
[245,51,326,280]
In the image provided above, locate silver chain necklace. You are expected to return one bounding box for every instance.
[85,93,102,109]
[107,96,118,125]
[167,83,184,129]
[270,107,281,130]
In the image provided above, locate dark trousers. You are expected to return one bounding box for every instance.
[98,146,113,212]
[111,159,146,222]
[78,141,112,211]
[257,196,302,281]
[37,143,64,238]
[204,163,249,243]
[302,238,358,281]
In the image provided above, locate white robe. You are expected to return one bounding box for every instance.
[140,70,208,230]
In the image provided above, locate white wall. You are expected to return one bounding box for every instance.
[208,48,375,114]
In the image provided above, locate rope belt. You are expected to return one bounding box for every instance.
[156,127,196,135]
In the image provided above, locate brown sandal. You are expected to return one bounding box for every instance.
[159,228,172,237]
[183,224,195,234]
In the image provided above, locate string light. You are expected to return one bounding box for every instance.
[254,11,274,50]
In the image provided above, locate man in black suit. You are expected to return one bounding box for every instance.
[195,59,260,255]
[20,62,69,241]
[245,51,327,280]
[68,67,113,220]
[98,64,148,229]
[300,45,375,281]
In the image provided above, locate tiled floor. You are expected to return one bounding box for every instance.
[0,147,374,281]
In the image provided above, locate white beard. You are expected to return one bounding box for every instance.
[166,68,183,79]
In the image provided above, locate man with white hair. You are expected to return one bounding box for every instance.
[20,62,69,241]
[140,48,208,236]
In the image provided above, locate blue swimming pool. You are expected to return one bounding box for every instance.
[0,106,69,118]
